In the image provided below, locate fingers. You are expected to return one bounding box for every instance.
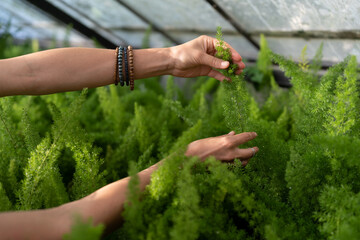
[235,147,259,160]
[210,37,245,70]
[230,132,258,146]
[238,61,246,70]
[208,35,241,62]
[202,36,245,71]
[198,52,229,70]
[207,69,229,82]
[235,67,244,75]
[198,41,245,79]
[221,43,245,73]
[224,42,242,62]
[216,131,236,138]
[241,159,249,167]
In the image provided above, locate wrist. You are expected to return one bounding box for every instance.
[133,48,174,79]
[168,46,179,76]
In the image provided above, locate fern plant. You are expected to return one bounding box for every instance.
[1,27,360,240]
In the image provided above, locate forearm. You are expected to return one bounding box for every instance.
[0,208,64,239]
[57,162,161,236]
[0,47,173,97]
[0,161,161,239]
[0,48,114,97]
[59,161,162,232]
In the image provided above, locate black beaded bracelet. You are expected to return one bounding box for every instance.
[118,46,124,86]
[124,47,130,86]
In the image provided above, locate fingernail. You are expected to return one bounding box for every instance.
[221,61,229,68]
[254,132,257,137]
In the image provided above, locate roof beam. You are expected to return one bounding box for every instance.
[24,0,121,48]
[205,0,260,50]
[252,30,360,40]
[103,27,360,40]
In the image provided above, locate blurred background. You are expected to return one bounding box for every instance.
[1,0,359,67]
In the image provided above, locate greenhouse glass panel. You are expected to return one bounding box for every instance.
[113,31,171,48]
[47,0,147,29]
[215,0,360,31]
[256,37,360,63]
[47,0,125,45]
[47,0,171,47]
[1,0,93,46]
[121,0,235,31]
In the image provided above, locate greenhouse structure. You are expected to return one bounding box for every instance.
[0,0,360,239]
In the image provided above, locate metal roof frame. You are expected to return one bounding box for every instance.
[20,0,359,70]
[24,0,359,47]
[24,0,122,48]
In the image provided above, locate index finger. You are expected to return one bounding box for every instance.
[210,36,242,62]
[230,132,257,146]
[223,41,242,62]
[222,41,245,71]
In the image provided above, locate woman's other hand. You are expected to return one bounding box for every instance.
[169,35,245,81]
[185,131,258,166]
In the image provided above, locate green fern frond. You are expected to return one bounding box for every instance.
[0,182,12,211]
[324,56,359,136]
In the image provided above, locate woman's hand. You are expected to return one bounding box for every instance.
[185,131,258,166]
[169,35,245,81]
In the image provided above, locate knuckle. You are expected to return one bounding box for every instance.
[221,137,233,148]
[199,35,207,40]
[212,58,220,67]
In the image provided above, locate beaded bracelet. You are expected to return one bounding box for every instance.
[128,45,134,90]
[114,47,119,85]
[114,45,134,90]
[124,47,130,86]
[118,46,124,86]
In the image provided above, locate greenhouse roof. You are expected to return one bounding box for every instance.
[1,0,359,64]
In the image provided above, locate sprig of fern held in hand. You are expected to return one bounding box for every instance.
[214,27,250,133]
[215,26,239,79]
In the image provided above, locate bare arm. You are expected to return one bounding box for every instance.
[0,161,161,239]
[0,48,171,97]
[0,132,258,239]
[0,36,245,97]
[0,35,247,239]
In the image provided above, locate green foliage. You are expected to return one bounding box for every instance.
[0,22,40,59]
[324,56,360,136]
[0,182,12,211]
[215,26,238,78]
[317,186,360,240]
[19,135,69,209]
[1,28,360,240]
[63,217,104,240]
[299,45,310,71]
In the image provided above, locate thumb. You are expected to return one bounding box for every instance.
[198,53,229,69]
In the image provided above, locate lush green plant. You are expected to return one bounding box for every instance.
[0,27,359,240]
